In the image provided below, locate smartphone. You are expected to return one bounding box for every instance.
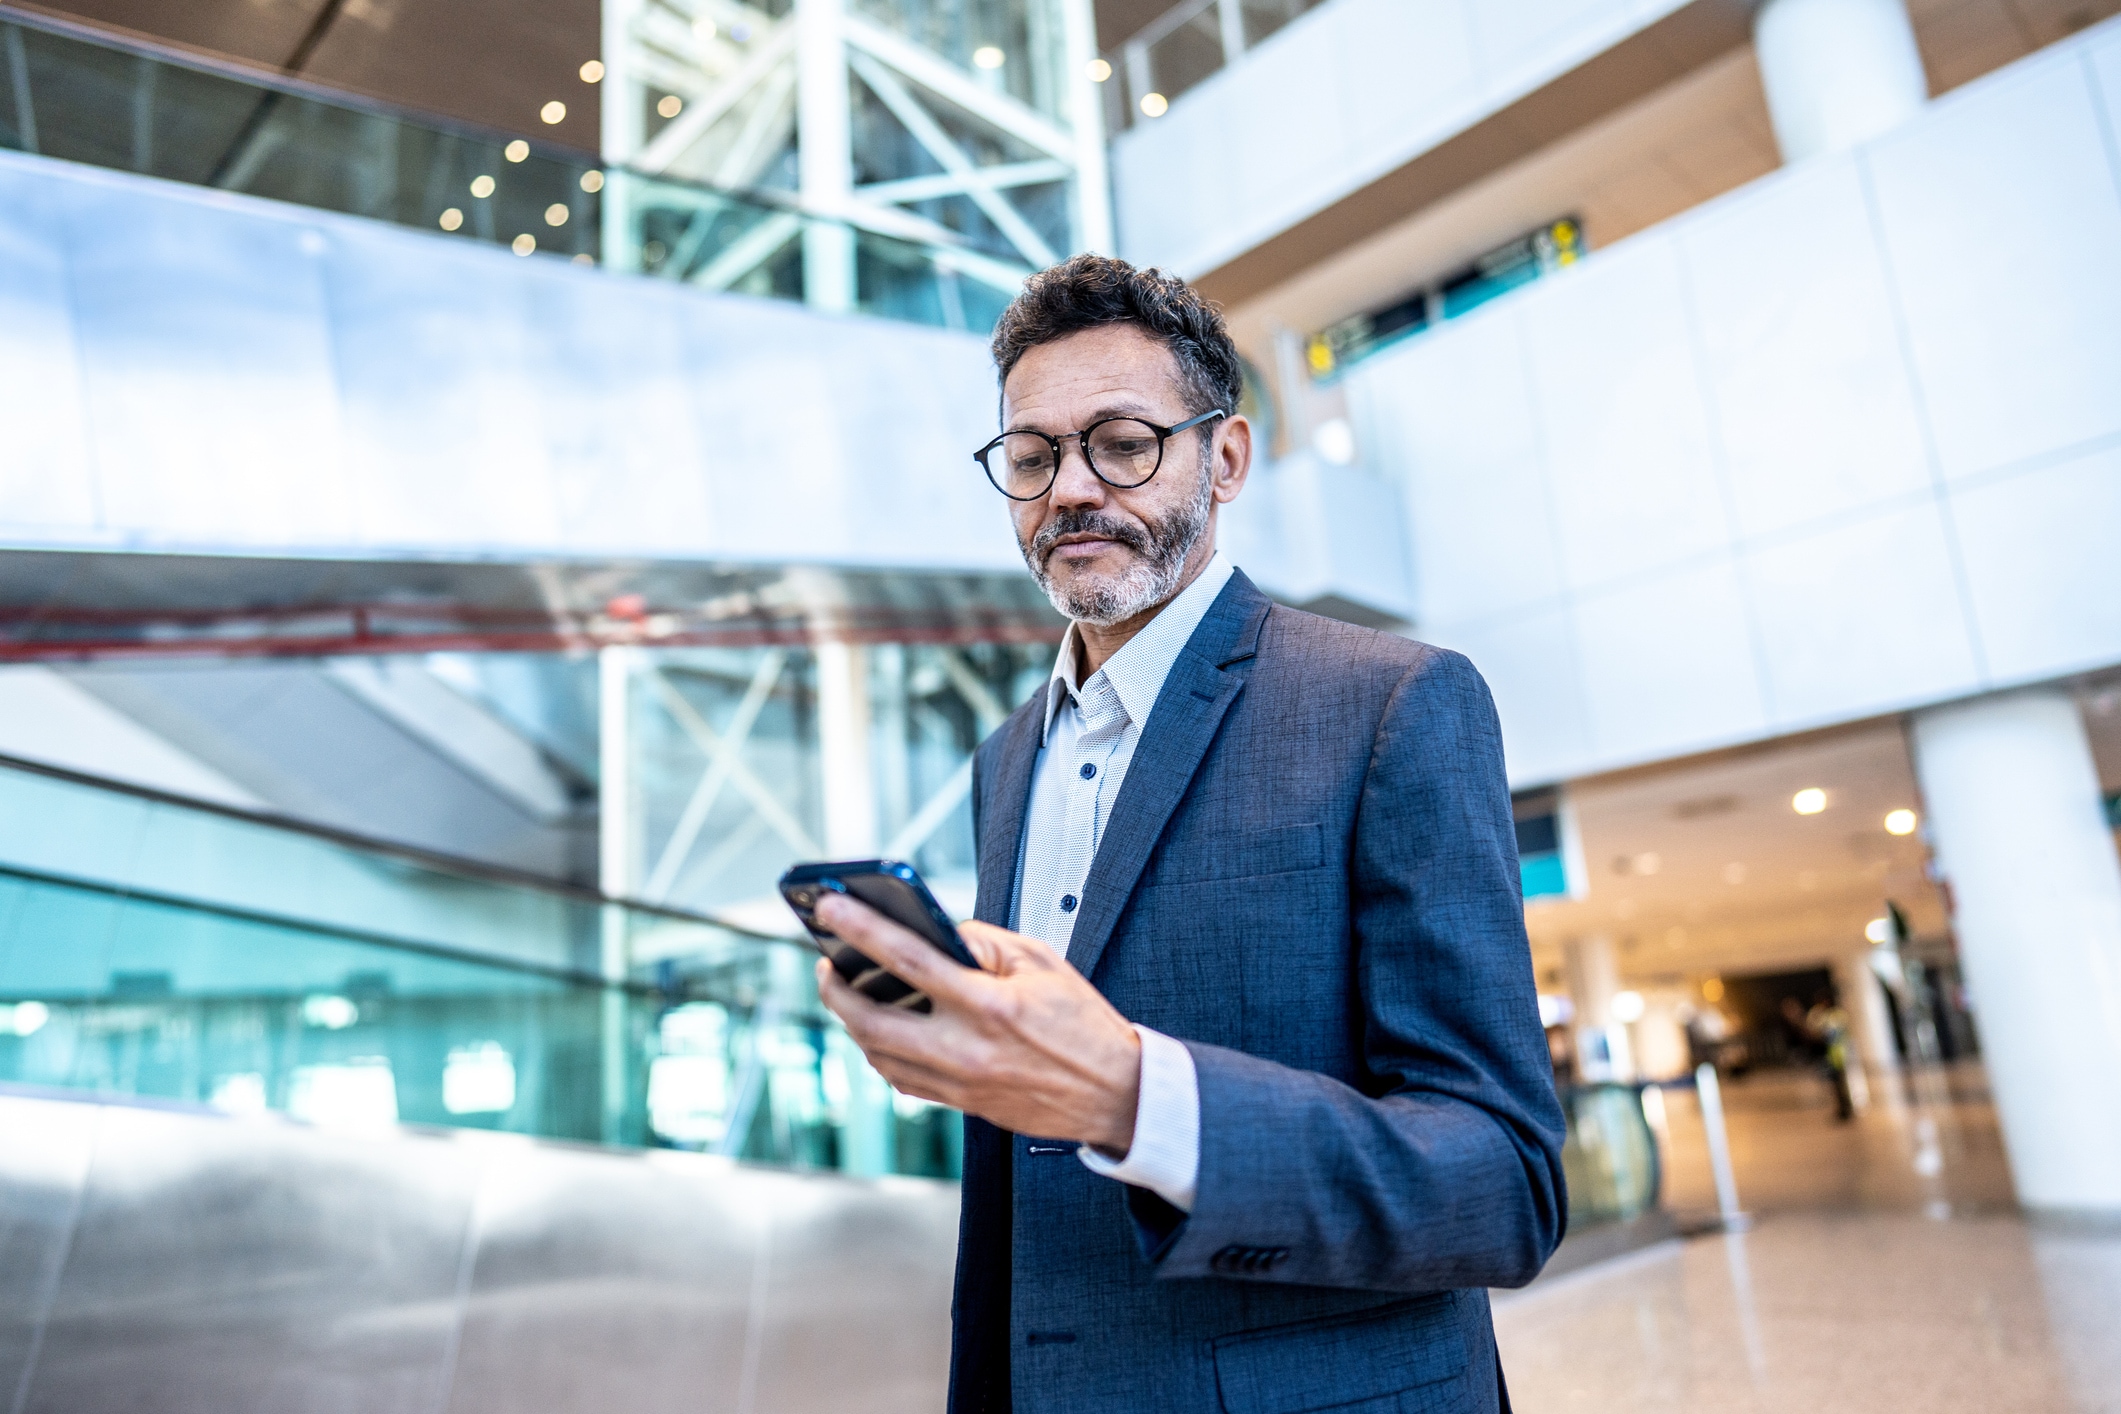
[778,859,977,1012]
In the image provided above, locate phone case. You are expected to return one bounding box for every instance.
[778,859,975,1012]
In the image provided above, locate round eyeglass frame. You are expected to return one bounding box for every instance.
[972,408,1227,501]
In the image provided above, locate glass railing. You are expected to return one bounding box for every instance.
[0,6,1027,333]
[0,756,961,1177]
[1104,0,1326,131]
[1559,1082,1663,1228]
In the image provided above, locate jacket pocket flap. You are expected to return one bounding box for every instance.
[1212,1294,1465,1414]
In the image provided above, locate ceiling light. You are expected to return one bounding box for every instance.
[1792,787,1828,815]
[541,100,567,124]
[693,16,718,41]
[1085,57,1112,82]
[545,203,569,226]
[1884,808,1918,836]
[1139,91,1169,117]
[572,252,594,265]
[505,139,530,162]
[512,233,537,255]
[1610,990,1646,1023]
[580,169,605,193]
[438,207,464,231]
[469,174,496,198]
[1701,976,1725,1003]
[4,1000,49,1037]
[1865,916,1892,944]
[657,94,684,118]
[301,994,358,1030]
[973,45,1006,68]
[580,59,605,83]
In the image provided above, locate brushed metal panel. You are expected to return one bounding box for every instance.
[744,1172,959,1414]
[443,1144,766,1414]
[21,1107,477,1414]
[0,1093,96,1408]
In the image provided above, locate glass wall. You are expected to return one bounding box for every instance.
[0,10,1025,332]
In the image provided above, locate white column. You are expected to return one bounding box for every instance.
[1565,934,1633,1082]
[796,0,856,311]
[1911,690,2121,1217]
[1753,0,1927,163]
[598,0,643,273]
[1060,0,1113,253]
[1834,948,1900,1075]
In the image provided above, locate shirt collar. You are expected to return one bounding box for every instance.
[1041,552,1235,741]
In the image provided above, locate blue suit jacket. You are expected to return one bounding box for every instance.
[951,570,1567,1414]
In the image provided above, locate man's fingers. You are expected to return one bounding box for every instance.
[958,920,1061,975]
[815,894,981,1004]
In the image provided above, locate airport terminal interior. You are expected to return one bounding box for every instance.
[2,0,2119,1408]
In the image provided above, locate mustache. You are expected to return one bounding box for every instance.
[1029,510,1153,562]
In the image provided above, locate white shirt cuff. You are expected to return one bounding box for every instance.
[1077,1024,1199,1212]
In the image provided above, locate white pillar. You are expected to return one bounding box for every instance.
[1910,690,2121,1217]
[1834,948,1900,1075]
[1059,0,1113,253]
[796,0,856,311]
[1565,934,1633,1082]
[1753,0,1928,163]
[597,647,641,1144]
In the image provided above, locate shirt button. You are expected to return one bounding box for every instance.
[1079,762,1097,779]
[1059,894,1078,913]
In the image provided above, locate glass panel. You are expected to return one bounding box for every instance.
[1239,0,1325,48]
[1560,1083,1662,1227]
[1145,7,1225,108]
[0,13,1029,334]
[849,0,1071,123]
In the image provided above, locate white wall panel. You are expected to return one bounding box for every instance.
[1744,498,1981,726]
[1865,49,2121,480]
[1950,446,2121,686]
[65,187,353,547]
[1111,0,1692,276]
[1344,17,2121,786]
[1572,557,1768,766]
[1521,236,1732,592]
[1679,160,1931,540]
[1347,308,1565,624]
[0,167,96,532]
[1424,605,1594,788]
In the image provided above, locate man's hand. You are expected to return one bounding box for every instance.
[812,893,1143,1152]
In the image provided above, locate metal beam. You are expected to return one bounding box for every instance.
[843,14,1075,162]
[856,158,1070,205]
[643,648,788,902]
[635,18,797,173]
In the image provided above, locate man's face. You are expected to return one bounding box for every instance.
[999,324,1248,627]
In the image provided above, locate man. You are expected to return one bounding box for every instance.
[814,254,1566,1413]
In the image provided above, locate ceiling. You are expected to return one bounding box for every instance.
[1525,675,2121,990]
[16,0,601,153]
[1225,0,2121,363]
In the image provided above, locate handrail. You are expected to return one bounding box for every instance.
[0,750,796,943]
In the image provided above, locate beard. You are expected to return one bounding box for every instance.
[1018,453,1215,628]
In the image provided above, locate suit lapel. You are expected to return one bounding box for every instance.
[972,698,1044,927]
[1064,572,1273,982]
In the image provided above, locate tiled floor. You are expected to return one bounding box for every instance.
[1494,1065,2121,1412]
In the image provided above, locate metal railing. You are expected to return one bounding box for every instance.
[0,5,1028,332]
[1102,0,1326,131]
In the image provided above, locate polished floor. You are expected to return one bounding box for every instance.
[1495,1065,2121,1413]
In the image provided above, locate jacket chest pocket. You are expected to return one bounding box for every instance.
[1146,822,1325,887]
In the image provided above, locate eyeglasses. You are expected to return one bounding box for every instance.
[973,409,1227,501]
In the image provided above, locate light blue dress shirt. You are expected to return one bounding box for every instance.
[1011,552,1234,1212]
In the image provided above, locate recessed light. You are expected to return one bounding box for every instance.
[438,207,463,231]
[541,100,567,124]
[973,45,1005,68]
[1792,787,1827,815]
[1085,58,1112,82]
[1884,809,1918,836]
[1865,917,1892,943]
[470,174,496,198]
[1611,990,1645,1023]
[1139,91,1168,117]
[580,169,605,193]
[505,139,530,162]
[572,252,594,265]
[657,94,684,118]
[579,59,605,83]
[545,203,569,227]
[512,233,536,255]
